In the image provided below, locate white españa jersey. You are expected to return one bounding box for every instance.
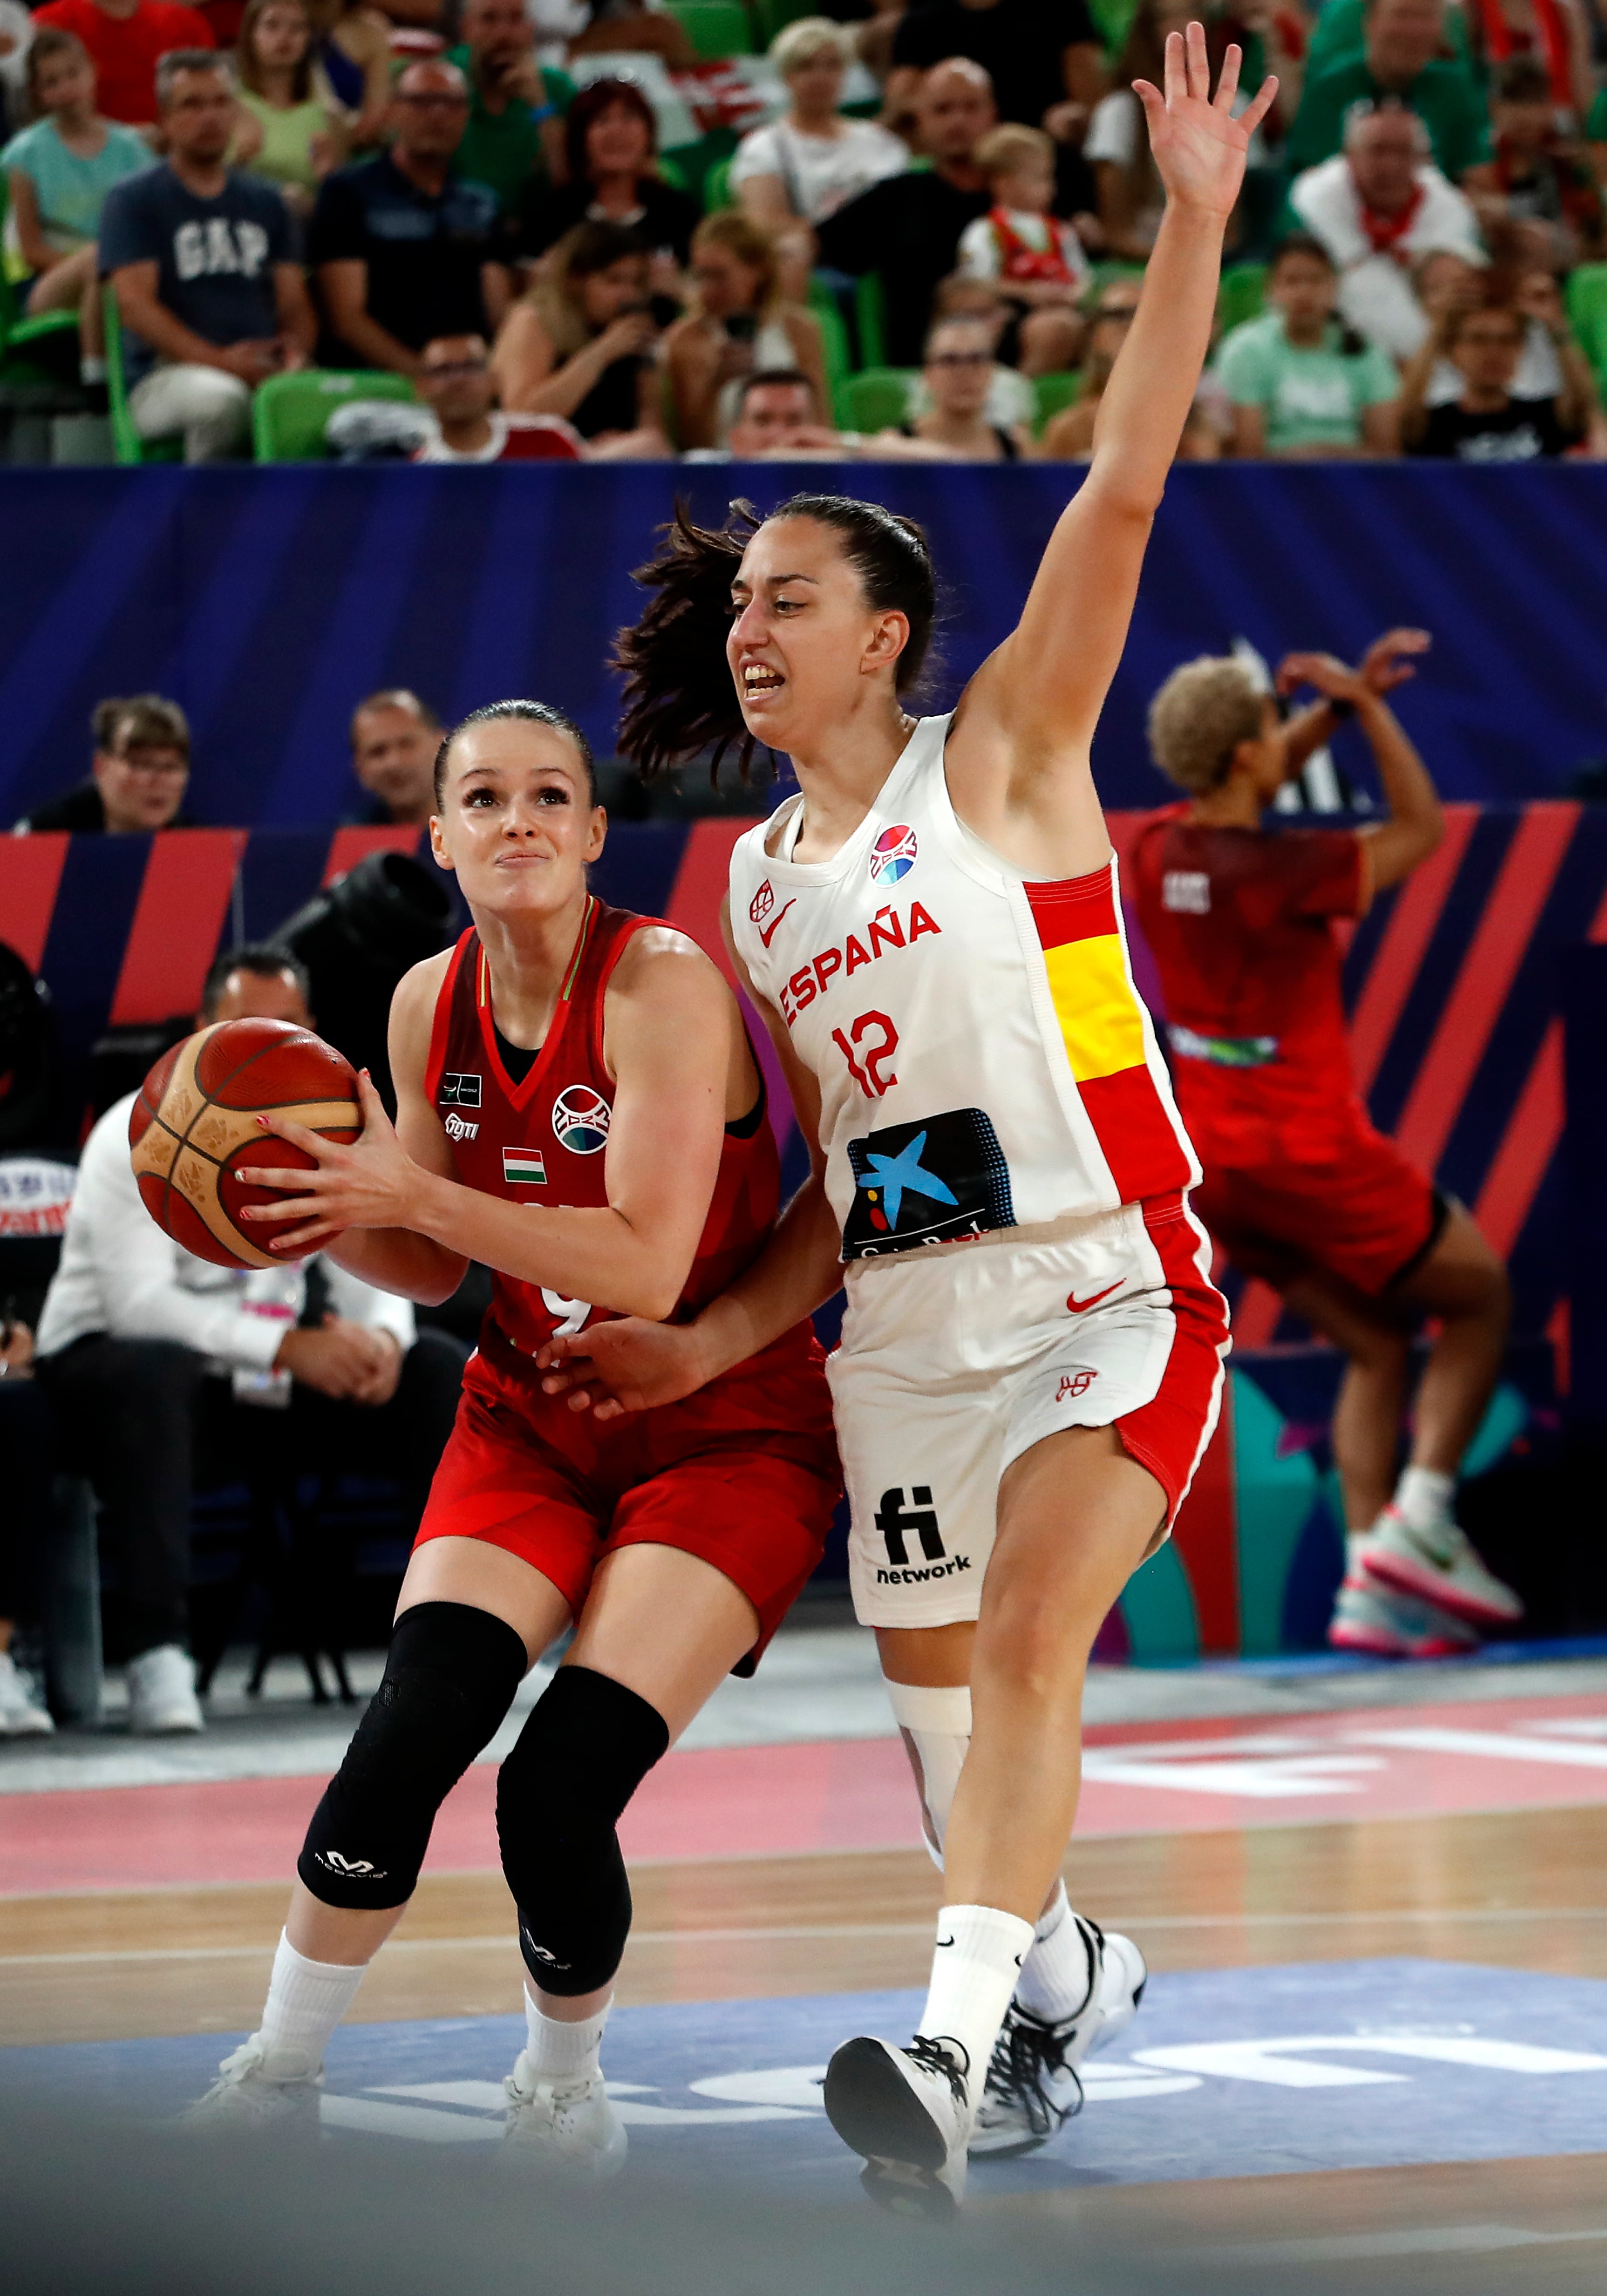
[728,713,1199,1261]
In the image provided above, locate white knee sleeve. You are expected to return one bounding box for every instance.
[886,1680,971,1869]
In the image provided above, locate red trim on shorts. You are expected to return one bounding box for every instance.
[1114,1193,1230,1528]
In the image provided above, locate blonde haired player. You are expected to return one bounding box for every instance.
[1132,635,1519,1656]
[538,25,1271,2216]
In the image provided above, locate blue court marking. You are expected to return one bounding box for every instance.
[6,1960,1607,2193]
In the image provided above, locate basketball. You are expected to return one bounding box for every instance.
[128,1018,361,1270]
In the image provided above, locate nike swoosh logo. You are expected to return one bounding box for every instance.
[757,898,797,949]
[1067,1282,1121,1313]
[936,1935,955,1950]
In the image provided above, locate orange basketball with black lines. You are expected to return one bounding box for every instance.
[129,1019,361,1270]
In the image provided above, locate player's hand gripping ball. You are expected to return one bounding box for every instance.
[129,1019,361,1269]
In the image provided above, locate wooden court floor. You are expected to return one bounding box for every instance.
[6,1800,1607,2283]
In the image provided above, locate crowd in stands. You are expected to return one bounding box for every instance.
[5,0,1607,461]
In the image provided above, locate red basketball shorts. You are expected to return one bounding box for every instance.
[1191,1119,1443,1300]
[414,1320,841,1671]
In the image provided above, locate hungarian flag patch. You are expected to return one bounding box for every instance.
[503,1147,547,1187]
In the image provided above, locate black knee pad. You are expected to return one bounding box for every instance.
[497,1665,669,1997]
[299,1602,526,1910]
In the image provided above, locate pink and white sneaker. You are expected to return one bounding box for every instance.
[1357,1507,1523,1632]
[1327,1570,1479,1659]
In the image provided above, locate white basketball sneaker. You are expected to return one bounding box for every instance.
[1328,1569,1479,1659]
[1358,1507,1523,1632]
[822,2033,971,2219]
[499,2053,627,2182]
[127,1644,203,1734]
[971,1922,1147,2160]
[0,1649,54,1735]
[183,2037,323,2135]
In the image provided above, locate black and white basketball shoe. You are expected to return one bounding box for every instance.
[970,1919,1147,2159]
[822,2031,972,2219]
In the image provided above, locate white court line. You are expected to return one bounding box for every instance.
[1352,1726,1607,1769]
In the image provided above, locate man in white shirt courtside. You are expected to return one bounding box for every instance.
[34,947,467,1733]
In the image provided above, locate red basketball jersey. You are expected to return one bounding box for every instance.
[424,897,781,1359]
[1130,805,1369,1164]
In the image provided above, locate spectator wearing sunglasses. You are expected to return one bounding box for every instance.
[309,58,511,379]
[882,312,1033,460]
[14,694,195,834]
[411,331,583,461]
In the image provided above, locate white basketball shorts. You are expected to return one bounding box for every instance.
[828,1190,1229,1630]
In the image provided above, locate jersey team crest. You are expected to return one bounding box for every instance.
[870,824,918,885]
[552,1084,611,1155]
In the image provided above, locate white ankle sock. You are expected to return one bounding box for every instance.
[1346,1530,1374,1574]
[917,1903,1035,2105]
[1015,1884,1095,2024]
[1394,1466,1455,1532]
[524,1986,610,2083]
[258,1931,367,2074]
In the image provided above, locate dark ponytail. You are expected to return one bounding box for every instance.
[613,492,937,781]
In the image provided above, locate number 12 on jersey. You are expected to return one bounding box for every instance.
[833,1010,899,1099]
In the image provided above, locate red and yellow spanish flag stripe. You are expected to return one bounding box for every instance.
[1026,870,1193,1204]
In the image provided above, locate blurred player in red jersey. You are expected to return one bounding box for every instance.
[182,698,838,2172]
[1132,632,1521,1658]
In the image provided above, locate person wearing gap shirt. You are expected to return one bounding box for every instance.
[1130,631,1518,1660]
[99,51,314,459]
[33,0,214,127]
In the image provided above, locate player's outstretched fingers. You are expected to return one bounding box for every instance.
[1213,38,1241,108]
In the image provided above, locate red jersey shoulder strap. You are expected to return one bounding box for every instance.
[586,902,658,1077]
[423,928,476,1103]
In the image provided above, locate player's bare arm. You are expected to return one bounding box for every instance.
[1279,647,1444,897]
[248,931,739,1323]
[1275,627,1432,781]
[944,26,1277,877]
[539,898,844,1419]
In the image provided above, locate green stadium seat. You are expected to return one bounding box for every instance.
[665,1,752,59]
[1566,263,1607,378]
[103,286,180,465]
[835,366,917,434]
[1089,0,1139,56]
[0,178,81,386]
[1218,261,1267,335]
[252,368,417,461]
[1032,371,1081,435]
[854,272,888,371]
[755,0,817,43]
[807,274,851,405]
[1086,259,1145,303]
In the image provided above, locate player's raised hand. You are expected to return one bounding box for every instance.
[536,1316,711,1420]
[1276,651,1373,709]
[1359,627,1432,695]
[1134,21,1277,219]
